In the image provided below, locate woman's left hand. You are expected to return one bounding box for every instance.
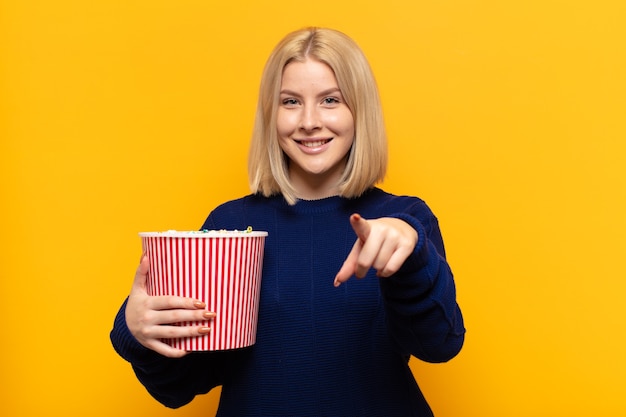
[334,213,418,287]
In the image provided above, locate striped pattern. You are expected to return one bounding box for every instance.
[140,233,266,351]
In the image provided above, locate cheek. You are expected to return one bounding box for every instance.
[276,110,297,137]
[326,111,355,137]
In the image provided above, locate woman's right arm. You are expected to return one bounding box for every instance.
[110,257,224,408]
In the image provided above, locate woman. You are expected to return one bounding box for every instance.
[111,27,465,416]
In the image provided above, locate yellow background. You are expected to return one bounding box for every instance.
[2,0,625,416]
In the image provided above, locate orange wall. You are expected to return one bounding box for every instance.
[2,1,625,416]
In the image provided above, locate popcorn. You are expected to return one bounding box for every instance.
[149,227,256,236]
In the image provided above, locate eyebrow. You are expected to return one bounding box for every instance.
[279,87,343,97]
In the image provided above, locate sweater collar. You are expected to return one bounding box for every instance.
[263,188,379,214]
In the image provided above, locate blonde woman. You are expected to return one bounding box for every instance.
[112,27,465,416]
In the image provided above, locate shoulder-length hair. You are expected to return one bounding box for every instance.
[248,27,387,205]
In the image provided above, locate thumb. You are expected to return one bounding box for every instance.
[132,255,150,292]
[350,213,371,243]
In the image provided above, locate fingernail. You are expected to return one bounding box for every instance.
[334,279,341,287]
[193,300,206,308]
[199,327,211,334]
[203,311,216,319]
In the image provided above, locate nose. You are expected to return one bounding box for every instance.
[299,105,321,131]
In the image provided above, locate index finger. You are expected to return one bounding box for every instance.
[334,238,362,287]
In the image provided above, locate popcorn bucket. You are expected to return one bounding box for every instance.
[139,230,267,351]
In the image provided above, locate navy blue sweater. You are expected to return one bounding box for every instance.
[110,188,465,416]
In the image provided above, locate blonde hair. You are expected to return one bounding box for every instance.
[248,27,387,205]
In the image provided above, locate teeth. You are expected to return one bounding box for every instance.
[302,140,328,148]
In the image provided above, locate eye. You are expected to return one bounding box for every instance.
[323,97,340,105]
[282,98,299,106]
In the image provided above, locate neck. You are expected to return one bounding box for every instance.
[288,167,343,201]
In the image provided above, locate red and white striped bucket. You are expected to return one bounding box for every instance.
[139,230,267,351]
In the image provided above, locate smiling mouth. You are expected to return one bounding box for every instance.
[296,139,332,148]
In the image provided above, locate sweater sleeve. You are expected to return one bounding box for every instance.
[109,298,231,408]
[379,211,465,363]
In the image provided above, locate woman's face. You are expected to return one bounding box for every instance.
[276,58,355,199]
